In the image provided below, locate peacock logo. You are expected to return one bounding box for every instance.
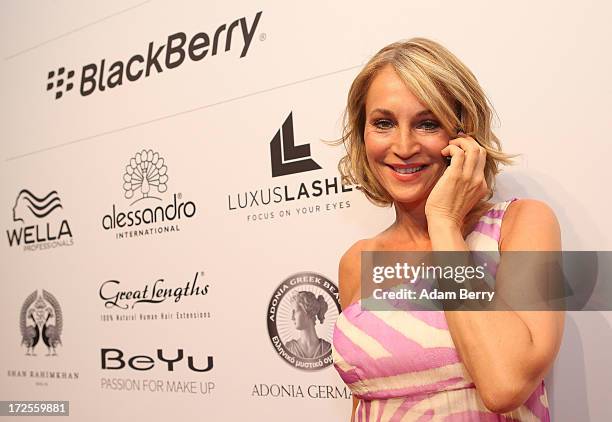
[101,149,197,239]
[20,290,63,356]
[12,190,63,223]
[122,150,168,206]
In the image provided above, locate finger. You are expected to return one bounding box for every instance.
[475,145,487,177]
[441,144,465,173]
[449,137,481,177]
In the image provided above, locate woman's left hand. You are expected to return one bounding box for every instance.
[425,132,489,228]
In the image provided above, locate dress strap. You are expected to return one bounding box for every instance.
[466,198,519,250]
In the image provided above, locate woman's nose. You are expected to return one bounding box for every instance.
[391,127,421,159]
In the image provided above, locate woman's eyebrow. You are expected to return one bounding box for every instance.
[369,108,433,117]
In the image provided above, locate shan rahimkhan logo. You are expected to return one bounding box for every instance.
[101,149,197,240]
[20,290,63,356]
[6,189,74,251]
[46,11,262,100]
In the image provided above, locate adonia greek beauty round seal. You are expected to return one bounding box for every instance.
[267,272,340,371]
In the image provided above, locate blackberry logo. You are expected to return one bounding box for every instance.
[47,11,262,100]
[270,112,321,177]
[46,67,75,100]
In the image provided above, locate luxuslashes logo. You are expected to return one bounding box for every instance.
[6,189,74,251]
[227,111,354,222]
[101,149,197,240]
[46,11,262,100]
[270,112,321,177]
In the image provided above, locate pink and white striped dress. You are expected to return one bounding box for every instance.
[332,199,550,421]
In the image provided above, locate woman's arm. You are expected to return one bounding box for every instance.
[429,198,565,413]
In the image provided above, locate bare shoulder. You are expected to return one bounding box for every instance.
[500,199,561,251]
[338,239,372,310]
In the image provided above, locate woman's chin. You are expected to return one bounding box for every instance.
[387,189,428,206]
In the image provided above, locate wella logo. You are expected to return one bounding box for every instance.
[6,189,74,251]
[47,11,263,100]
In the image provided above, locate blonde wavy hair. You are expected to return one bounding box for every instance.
[332,37,515,207]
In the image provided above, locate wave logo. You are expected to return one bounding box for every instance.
[6,189,74,251]
[12,190,63,222]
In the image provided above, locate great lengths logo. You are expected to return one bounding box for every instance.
[101,150,196,240]
[47,11,262,100]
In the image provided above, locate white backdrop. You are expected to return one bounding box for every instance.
[1,0,611,421]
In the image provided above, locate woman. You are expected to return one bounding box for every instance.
[286,291,332,359]
[331,37,564,421]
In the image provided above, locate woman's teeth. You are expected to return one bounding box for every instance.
[393,166,425,174]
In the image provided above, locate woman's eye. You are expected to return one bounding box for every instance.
[373,119,394,130]
[418,120,440,131]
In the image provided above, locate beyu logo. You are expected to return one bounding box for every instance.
[101,348,214,373]
[48,11,262,100]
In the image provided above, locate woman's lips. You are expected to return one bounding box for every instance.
[386,164,429,182]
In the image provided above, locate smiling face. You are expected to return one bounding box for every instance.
[364,65,451,206]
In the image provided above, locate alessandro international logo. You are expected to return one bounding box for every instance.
[6,189,74,251]
[46,11,262,100]
[101,149,197,240]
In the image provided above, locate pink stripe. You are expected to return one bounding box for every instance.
[417,409,434,421]
[376,399,386,422]
[332,325,403,380]
[390,396,420,422]
[485,208,506,219]
[358,377,467,401]
[522,381,550,421]
[333,362,362,384]
[473,221,501,240]
[443,411,521,422]
[358,400,363,422]
[364,400,371,421]
[356,287,450,329]
[342,308,461,372]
